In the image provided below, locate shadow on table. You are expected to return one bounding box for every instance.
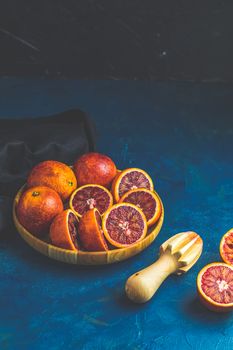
[114,292,147,311]
[183,294,232,324]
[1,225,141,278]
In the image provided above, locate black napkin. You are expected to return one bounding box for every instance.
[0,109,96,232]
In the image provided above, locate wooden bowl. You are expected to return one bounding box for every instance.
[13,186,164,265]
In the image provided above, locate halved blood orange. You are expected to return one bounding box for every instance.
[69,184,113,217]
[49,209,79,250]
[220,228,233,266]
[119,189,161,227]
[102,203,147,248]
[111,168,154,202]
[78,208,108,251]
[197,262,233,312]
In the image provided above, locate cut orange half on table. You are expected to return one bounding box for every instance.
[49,209,79,250]
[111,167,154,202]
[78,208,108,252]
[119,188,162,227]
[70,184,113,217]
[102,203,147,248]
[220,228,233,266]
[197,262,233,312]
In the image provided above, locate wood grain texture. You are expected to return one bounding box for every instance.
[13,185,164,265]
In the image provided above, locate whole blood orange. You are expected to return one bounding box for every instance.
[73,152,116,188]
[27,160,77,201]
[78,208,108,251]
[197,262,233,312]
[111,168,154,202]
[102,203,147,248]
[50,209,79,250]
[119,189,162,227]
[69,184,113,217]
[220,229,233,266]
[17,186,63,237]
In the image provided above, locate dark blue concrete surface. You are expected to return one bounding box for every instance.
[0,78,233,349]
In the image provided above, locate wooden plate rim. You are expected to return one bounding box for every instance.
[13,185,164,264]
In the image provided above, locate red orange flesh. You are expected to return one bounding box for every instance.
[111,168,154,202]
[119,188,161,227]
[102,203,147,248]
[197,262,233,312]
[220,228,233,266]
[69,184,113,217]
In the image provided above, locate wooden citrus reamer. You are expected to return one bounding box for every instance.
[125,231,203,303]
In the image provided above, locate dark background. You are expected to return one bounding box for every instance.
[1,2,233,349]
[0,0,233,81]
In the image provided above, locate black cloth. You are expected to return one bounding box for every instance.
[0,109,96,232]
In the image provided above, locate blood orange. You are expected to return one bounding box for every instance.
[102,203,147,248]
[50,209,79,250]
[27,160,77,201]
[73,152,117,188]
[220,229,233,266]
[111,168,154,202]
[197,262,233,312]
[78,208,108,251]
[16,186,63,237]
[119,189,161,227]
[69,184,113,217]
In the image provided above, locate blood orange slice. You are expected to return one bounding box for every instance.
[50,209,79,250]
[119,189,162,227]
[70,184,113,217]
[197,262,233,312]
[78,208,108,251]
[220,229,233,266]
[111,168,154,202]
[102,203,147,248]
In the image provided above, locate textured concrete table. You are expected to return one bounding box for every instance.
[0,79,233,349]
